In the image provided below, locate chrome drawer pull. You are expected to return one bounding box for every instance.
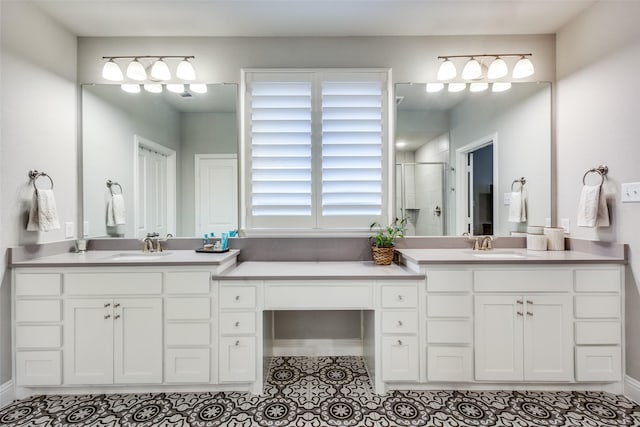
[517,312,523,316]
[114,303,120,308]
[104,314,111,319]
[526,300,533,304]
[397,339,403,345]
[104,303,111,308]
[516,300,523,305]
[114,314,121,319]
[527,311,533,316]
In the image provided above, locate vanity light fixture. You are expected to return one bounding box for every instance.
[121,83,141,94]
[143,83,163,93]
[447,82,466,93]
[101,55,196,83]
[469,82,489,92]
[166,83,185,94]
[492,82,512,92]
[436,53,533,81]
[189,83,208,94]
[425,82,444,93]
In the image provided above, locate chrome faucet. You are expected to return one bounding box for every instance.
[463,233,495,251]
[480,235,495,250]
[142,232,160,252]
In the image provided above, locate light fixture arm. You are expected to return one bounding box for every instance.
[102,55,195,60]
[437,53,532,60]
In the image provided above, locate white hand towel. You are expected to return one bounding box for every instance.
[107,194,126,226]
[27,189,61,232]
[577,184,609,227]
[508,191,527,223]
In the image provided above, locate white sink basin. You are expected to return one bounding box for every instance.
[471,251,528,259]
[108,252,171,261]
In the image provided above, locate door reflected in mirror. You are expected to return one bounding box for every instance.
[82,83,238,238]
[395,82,550,237]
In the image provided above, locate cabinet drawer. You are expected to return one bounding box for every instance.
[219,336,256,383]
[15,351,61,386]
[65,272,161,295]
[575,346,621,382]
[474,269,572,292]
[220,286,256,309]
[166,323,210,346]
[427,320,472,344]
[16,325,61,348]
[265,282,371,309]
[166,298,211,320]
[382,311,418,334]
[166,271,210,294]
[427,295,472,318]
[381,335,419,382]
[575,322,620,345]
[575,296,620,318]
[426,270,472,292]
[575,270,621,293]
[165,348,210,383]
[381,285,418,309]
[15,273,61,296]
[15,300,61,322]
[220,312,256,335]
[428,347,473,382]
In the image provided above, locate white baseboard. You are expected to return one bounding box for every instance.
[0,380,14,409]
[272,339,362,357]
[625,375,640,404]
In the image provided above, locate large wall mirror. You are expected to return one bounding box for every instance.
[395,82,551,237]
[82,84,238,239]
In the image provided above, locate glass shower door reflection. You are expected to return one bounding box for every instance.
[396,162,446,236]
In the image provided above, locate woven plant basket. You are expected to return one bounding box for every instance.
[372,246,395,265]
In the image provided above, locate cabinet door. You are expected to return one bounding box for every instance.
[219,337,256,383]
[381,335,419,382]
[475,295,523,381]
[523,295,573,381]
[113,298,163,384]
[64,299,113,385]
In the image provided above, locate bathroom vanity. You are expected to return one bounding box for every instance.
[9,243,625,398]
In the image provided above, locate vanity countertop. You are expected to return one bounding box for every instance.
[214,261,424,280]
[9,249,240,268]
[396,248,626,265]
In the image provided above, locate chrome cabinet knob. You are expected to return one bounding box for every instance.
[235,340,240,346]
[397,295,404,301]
[235,321,240,327]
[397,339,403,345]
[397,320,403,327]
[235,295,240,301]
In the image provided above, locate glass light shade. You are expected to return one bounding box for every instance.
[143,83,163,93]
[447,82,466,93]
[469,82,489,92]
[126,59,147,81]
[437,59,457,81]
[487,57,508,79]
[492,82,512,92]
[176,59,196,81]
[512,56,535,78]
[425,82,444,93]
[121,84,140,94]
[189,83,208,94]
[150,59,171,81]
[102,60,123,81]
[167,83,185,93]
[461,58,482,80]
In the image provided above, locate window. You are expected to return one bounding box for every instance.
[243,70,389,232]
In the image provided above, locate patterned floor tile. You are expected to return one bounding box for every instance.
[1,357,640,426]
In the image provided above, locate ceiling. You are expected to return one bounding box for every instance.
[33,0,598,38]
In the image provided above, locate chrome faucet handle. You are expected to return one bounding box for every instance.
[463,232,481,250]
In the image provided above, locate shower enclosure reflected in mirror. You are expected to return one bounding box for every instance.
[395,82,551,236]
[82,83,238,239]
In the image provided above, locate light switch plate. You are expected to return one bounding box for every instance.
[83,221,90,236]
[545,217,551,227]
[621,182,640,203]
[65,222,74,239]
[560,218,570,234]
[503,192,512,205]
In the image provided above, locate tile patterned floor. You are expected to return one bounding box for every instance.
[1,356,640,426]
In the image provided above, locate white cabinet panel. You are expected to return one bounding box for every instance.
[381,336,419,382]
[16,300,61,323]
[220,286,257,309]
[166,271,210,294]
[381,285,418,309]
[575,322,621,345]
[575,346,622,382]
[65,272,162,295]
[165,348,210,383]
[575,296,620,318]
[427,320,472,344]
[16,351,61,386]
[166,297,210,320]
[265,283,370,309]
[426,270,472,292]
[575,270,621,293]
[166,323,210,346]
[220,312,256,335]
[15,273,61,296]
[381,311,418,334]
[428,347,473,382]
[219,337,256,383]
[16,325,61,349]
[427,295,472,318]
[474,270,572,293]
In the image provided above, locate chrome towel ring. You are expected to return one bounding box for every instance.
[511,177,526,192]
[28,170,54,190]
[106,180,123,195]
[582,165,608,186]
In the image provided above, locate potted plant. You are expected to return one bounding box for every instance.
[369,217,407,265]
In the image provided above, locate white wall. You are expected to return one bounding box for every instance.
[0,1,77,383]
[82,86,181,238]
[449,83,552,236]
[556,1,640,379]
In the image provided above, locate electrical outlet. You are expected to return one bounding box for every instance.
[503,192,512,205]
[545,217,551,227]
[65,221,74,239]
[83,221,90,236]
[560,218,570,234]
[621,182,640,203]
